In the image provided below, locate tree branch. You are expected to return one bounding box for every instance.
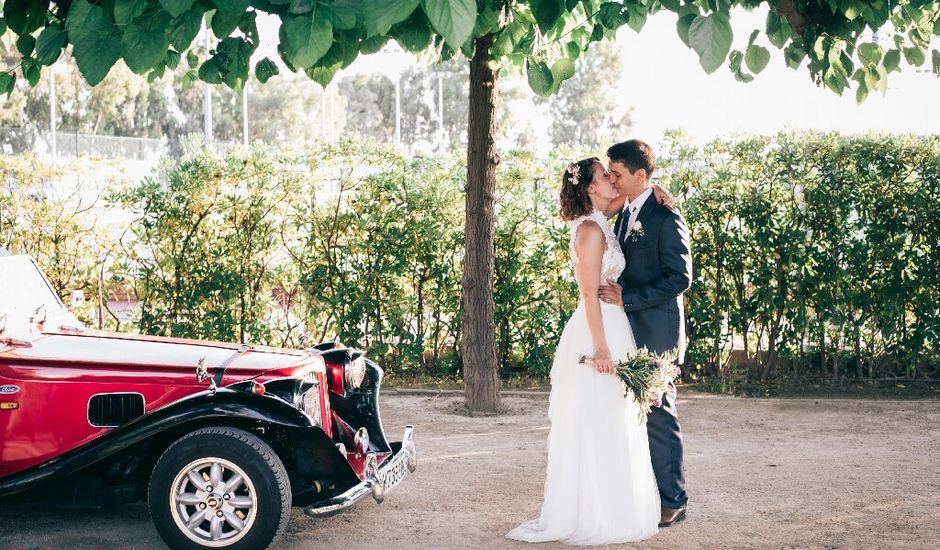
[774,0,809,36]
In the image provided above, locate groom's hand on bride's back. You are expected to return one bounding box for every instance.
[598,279,623,306]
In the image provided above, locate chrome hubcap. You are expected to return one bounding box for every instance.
[169,457,257,547]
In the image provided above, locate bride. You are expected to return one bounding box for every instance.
[507,157,662,545]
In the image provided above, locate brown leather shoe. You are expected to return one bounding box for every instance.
[659,506,687,527]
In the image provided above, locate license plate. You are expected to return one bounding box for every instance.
[379,453,410,492]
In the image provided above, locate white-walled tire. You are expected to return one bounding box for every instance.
[148,427,291,550]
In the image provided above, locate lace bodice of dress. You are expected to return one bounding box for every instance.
[569,209,626,285]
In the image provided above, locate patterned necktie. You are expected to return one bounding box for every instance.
[619,205,636,242]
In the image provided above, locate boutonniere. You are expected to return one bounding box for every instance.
[628,221,645,243]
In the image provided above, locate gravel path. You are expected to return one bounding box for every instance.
[2,390,938,549]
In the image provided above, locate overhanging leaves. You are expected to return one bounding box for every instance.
[0,0,935,101]
[598,2,629,30]
[213,0,251,17]
[169,10,203,51]
[364,0,421,37]
[0,73,15,97]
[903,46,926,67]
[531,0,564,35]
[3,0,48,35]
[551,57,575,83]
[280,11,333,69]
[745,43,770,74]
[422,0,476,48]
[34,26,66,66]
[159,0,196,18]
[122,11,173,74]
[689,12,733,74]
[527,59,554,96]
[66,0,122,85]
[114,0,147,26]
[255,57,280,83]
[326,0,359,30]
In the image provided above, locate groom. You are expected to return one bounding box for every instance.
[599,139,692,527]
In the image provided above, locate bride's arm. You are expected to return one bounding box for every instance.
[574,222,614,374]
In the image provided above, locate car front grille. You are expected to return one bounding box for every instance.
[88,393,145,428]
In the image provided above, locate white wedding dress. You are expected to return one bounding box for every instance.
[507,210,660,545]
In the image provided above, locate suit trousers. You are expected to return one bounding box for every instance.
[646,386,688,509]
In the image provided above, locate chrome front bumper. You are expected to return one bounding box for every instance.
[303,425,416,518]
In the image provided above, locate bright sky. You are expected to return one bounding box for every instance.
[616,6,940,144]
[320,6,940,146]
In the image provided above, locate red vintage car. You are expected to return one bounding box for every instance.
[0,254,416,550]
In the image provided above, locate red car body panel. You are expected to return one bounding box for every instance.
[0,329,329,478]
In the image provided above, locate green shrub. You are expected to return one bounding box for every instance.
[7,131,940,383]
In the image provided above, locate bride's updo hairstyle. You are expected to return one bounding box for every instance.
[559,157,600,221]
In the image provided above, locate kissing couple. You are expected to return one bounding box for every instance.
[508,139,692,544]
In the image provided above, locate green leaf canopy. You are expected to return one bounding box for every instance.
[0,1,937,108]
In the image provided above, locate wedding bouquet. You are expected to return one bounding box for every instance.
[579,347,680,422]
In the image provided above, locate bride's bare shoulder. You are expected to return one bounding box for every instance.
[574,220,604,248]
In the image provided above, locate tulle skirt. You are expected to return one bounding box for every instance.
[507,302,660,545]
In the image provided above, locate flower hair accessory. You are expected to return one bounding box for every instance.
[566,163,580,185]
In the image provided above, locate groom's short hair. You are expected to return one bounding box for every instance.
[607,140,656,178]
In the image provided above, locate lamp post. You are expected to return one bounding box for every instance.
[437,73,444,152]
[320,85,327,139]
[394,74,401,147]
[242,82,248,146]
[203,21,212,144]
[49,64,56,160]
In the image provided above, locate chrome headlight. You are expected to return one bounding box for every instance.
[344,356,367,391]
[302,386,322,427]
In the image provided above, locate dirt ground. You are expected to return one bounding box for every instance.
[2,389,939,550]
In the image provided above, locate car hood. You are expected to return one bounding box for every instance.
[0,330,323,384]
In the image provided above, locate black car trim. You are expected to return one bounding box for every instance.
[328,359,392,453]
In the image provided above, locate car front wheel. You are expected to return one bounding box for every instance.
[148,427,291,550]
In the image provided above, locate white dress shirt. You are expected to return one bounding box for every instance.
[620,186,653,241]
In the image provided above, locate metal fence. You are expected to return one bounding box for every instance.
[0,128,236,160]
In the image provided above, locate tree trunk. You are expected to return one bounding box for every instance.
[713,243,723,378]
[461,34,500,414]
[818,315,826,378]
[796,326,806,381]
[833,333,841,379]
[742,323,750,368]
[761,251,786,382]
[416,270,426,370]
[498,315,510,372]
[851,312,863,380]
[761,322,779,382]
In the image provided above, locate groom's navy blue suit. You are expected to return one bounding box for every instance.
[613,194,691,510]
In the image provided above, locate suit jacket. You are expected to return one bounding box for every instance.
[613,197,692,363]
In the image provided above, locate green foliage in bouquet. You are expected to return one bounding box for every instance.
[580,347,679,422]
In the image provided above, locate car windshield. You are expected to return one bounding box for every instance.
[0,255,83,337]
